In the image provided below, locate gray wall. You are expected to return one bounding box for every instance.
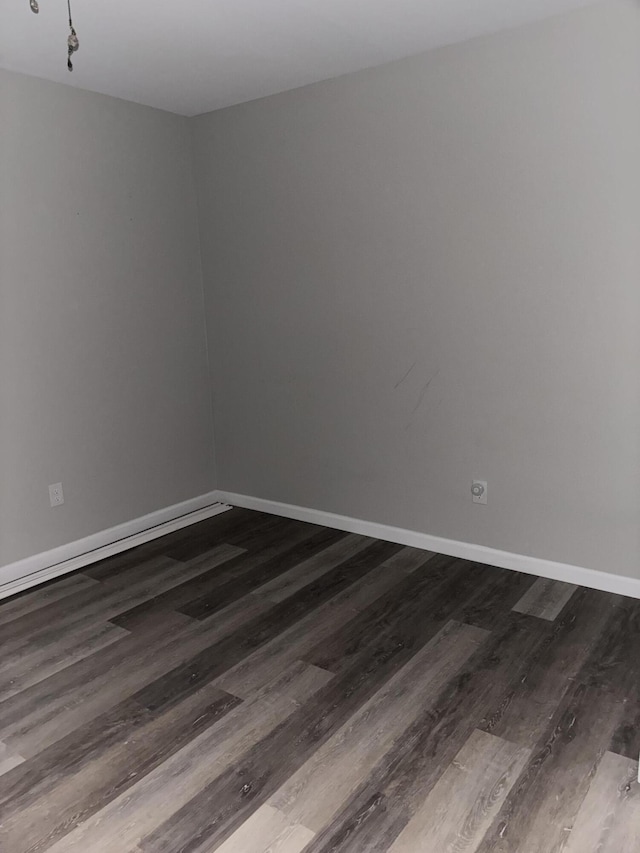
[0,70,215,566]
[194,1,640,577]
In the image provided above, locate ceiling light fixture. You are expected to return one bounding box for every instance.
[29,0,80,72]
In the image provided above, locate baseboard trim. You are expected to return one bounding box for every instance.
[0,493,232,601]
[215,491,640,600]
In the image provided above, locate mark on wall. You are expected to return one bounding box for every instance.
[405,368,440,430]
[394,361,417,389]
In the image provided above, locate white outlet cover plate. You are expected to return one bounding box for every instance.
[472,480,487,505]
[49,483,64,507]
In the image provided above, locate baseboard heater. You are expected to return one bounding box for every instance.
[0,496,232,602]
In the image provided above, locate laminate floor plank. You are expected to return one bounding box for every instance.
[82,543,175,582]
[580,596,640,698]
[301,614,545,853]
[132,540,402,714]
[512,576,578,621]
[302,557,493,676]
[563,750,640,853]
[0,611,190,736]
[96,543,243,594]
[42,661,331,853]
[390,546,437,571]
[472,595,638,851]
[217,549,459,700]
[611,705,640,762]
[0,686,219,809]
[0,741,24,777]
[81,508,250,582]
[304,586,630,853]
[114,524,338,626]
[0,597,274,757]
[588,596,640,762]
[481,587,622,748]
[342,545,440,608]
[251,533,376,603]
[387,730,529,853]
[176,526,348,621]
[452,565,534,631]
[0,507,637,853]
[212,804,315,853]
[139,617,486,853]
[223,515,324,553]
[163,510,277,562]
[270,622,488,834]
[474,683,628,852]
[0,619,130,702]
[0,546,241,651]
[0,684,242,853]
[0,558,175,656]
[0,574,99,625]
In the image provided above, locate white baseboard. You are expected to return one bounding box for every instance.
[0,492,232,601]
[5,486,638,604]
[215,491,640,600]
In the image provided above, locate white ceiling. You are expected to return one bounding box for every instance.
[1,0,597,116]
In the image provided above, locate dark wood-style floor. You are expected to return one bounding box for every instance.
[1,508,639,852]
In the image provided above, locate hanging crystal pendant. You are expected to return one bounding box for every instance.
[66,0,79,72]
[29,0,83,71]
[67,41,76,71]
[67,36,77,71]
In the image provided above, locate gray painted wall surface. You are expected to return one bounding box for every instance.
[0,70,215,566]
[194,1,640,577]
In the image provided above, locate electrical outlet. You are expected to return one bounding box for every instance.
[471,480,487,505]
[49,483,64,507]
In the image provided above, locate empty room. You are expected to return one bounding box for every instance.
[1,0,639,850]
